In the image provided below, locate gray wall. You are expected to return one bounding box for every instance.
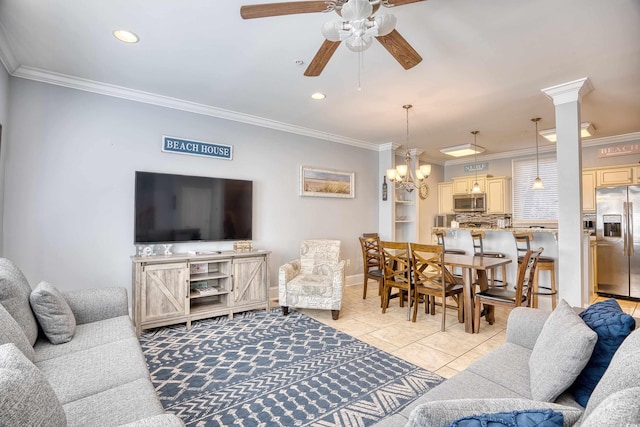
[3,78,379,298]
[0,67,9,255]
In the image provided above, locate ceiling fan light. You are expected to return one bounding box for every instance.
[375,14,396,36]
[321,21,343,41]
[345,34,373,51]
[341,0,373,22]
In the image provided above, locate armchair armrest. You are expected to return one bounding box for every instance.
[278,259,301,285]
[407,398,583,427]
[62,287,129,325]
[506,307,552,350]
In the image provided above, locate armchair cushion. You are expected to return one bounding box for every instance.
[30,281,77,344]
[529,300,597,402]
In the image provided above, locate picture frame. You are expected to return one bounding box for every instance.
[300,166,355,198]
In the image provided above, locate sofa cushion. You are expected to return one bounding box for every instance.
[581,328,640,421]
[30,281,77,344]
[444,409,564,427]
[0,303,36,361]
[34,315,135,362]
[570,298,635,406]
[580,386,640,427]
[0,343,67,427]
[467,342,533,398]
[0,258,39,345]
[36,337,151,404]
[529,300,597,402]
[63,377,166,427]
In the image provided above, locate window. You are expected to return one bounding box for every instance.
[512,156,558,223]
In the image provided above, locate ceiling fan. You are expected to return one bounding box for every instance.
[240,0,425,76]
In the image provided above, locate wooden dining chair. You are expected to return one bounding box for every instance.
[470,230,508,288]
[359,236,384,299]
[473,247,543,333]
[410,243,464,331]
[513,232,557,309]
[379,241,411,313]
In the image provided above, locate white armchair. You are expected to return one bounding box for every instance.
[278,240,345,320]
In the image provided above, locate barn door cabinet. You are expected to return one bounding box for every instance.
[132,250,270,336]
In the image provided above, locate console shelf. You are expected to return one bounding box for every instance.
[131,250,270,336]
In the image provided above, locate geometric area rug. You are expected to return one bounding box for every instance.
[139,309,444,427]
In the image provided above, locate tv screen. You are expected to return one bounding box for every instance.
[134,171,252,244]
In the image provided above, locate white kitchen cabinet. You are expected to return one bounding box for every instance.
[452,176,486,194]
[437,182,454,214]
[596,166,634,187]
[486,177,511,214]
[582,170,597,212]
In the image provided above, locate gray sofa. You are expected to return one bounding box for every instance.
[375,305,640,427]
[0,258,183,427]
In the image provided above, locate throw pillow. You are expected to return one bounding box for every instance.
[29,281,76,344]
[0,304,36,361]
[570,298,635,406]
[529,299,597,402]
[0,343,67,426]
[445,409,564,427]
[0,258,40,345]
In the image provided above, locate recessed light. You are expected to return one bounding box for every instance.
[311,92,326,100]
[113,30,139,43]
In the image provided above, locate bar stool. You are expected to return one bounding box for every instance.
[513,232,557,310]
[434,230,466,255]
[470,230,507,288]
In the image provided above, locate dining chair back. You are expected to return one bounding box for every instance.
[410,243,464,331]
[470,230,507,288]
[379,241,411,313]
[359,236,384,299]
[513,232,557,309]
[434,230,466,255]
[473,247,543,333]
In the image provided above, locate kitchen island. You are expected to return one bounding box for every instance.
[433,226,594,309]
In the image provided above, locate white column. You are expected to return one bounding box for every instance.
[541,78,593,307]
[378,143,398,241]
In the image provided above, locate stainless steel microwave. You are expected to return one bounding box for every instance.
[453,193,486,212]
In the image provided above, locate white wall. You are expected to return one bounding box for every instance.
[3,78,379,300]
[0,67,9,255]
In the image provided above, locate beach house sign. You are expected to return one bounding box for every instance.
[162,136,233,160]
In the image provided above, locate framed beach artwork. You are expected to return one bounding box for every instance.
[300,166,355,198]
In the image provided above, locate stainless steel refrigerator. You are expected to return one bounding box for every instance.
[596,185,640,299]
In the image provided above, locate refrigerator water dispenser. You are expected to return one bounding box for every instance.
[603,214,622,237]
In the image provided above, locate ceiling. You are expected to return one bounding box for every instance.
[0,0,639,163]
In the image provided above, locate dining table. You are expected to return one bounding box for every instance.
[443,254,513,333]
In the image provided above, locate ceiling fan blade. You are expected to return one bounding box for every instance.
[304,40,341,76]
[385,0,426,6]
[240,1,330,19]
[376,29,422,70]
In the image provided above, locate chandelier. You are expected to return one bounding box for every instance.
[321,0,396,52]
[386,105,431,193]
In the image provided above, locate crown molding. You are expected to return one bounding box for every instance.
[11,66,380,151]
[0,23,18,74]
[443,132,640,166]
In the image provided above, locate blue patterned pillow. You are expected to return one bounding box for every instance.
[446,409,564,427]
[571,298,635,406]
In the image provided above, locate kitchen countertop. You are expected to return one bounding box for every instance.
[433,226,592,235]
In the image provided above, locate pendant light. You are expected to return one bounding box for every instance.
[531,117,544,190]
[471,131,481,193]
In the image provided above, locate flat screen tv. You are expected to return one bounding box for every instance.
[134,171,253,244]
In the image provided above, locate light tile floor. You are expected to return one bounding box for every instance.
[296,283,639,380]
